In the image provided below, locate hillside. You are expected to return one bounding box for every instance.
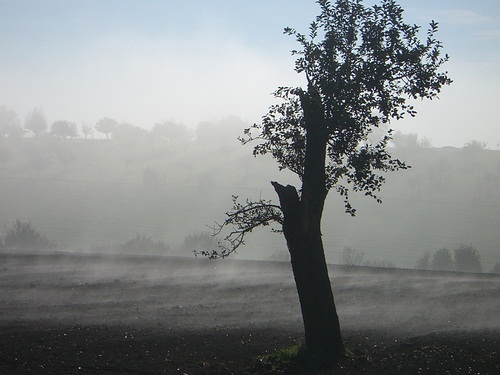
[0,128,499,270]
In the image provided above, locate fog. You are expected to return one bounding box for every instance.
[0,122,499,272]
[1,253,498,338]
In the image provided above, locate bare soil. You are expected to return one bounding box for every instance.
[0,252,498,374]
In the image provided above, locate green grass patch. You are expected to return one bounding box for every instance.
[245,343,343,374]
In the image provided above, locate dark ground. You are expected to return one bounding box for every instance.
[0,253,498,374]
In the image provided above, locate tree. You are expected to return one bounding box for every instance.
[0,105,23,138]
[113,122,148,140]
[95,117,118,139]
[454,244,482,273]
[152,120,191,144]
[415,251,431,270]
[50,120,78,139]
[431,248,454,271]
[201,0,450,362]
[3,220,56,251]
[81,123,93,139]
[24,108,48,136]
[491,262,500,274]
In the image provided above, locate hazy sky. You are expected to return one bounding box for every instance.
[1,0,499,147]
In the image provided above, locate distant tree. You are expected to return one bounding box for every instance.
[24,108,48,136]
[364,259,397,268]
[50,120,78,139]
[81,123,93,139]
[3,220,56,251]
[120,234,171,254]
[415,251,431,270]
[95,117,118,139]
[113,122,148,140]
[200,0,450,362]
[431,248,454,271]
[0,106,23,138]
[454,244,482,273]
[392,131,431,152]
[152,120,191,144]
[184,232,219,254]
[463,140,487,151]
[491,262,500,274]
[339,246,364,266]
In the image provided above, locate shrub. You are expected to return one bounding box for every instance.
[364,259,397,268]
[3,220,56,251]
[183,232,219,253]
[120,234,171,254]
[339,246,364,266]
[454,244,482,273]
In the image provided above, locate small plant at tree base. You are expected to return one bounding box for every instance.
[3,220,56,251]
[251,343,337,374]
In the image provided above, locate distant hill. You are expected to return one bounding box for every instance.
[1,132,498,271]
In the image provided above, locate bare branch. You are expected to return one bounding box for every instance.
[195,195,283,259]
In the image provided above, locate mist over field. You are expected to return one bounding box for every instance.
[0,121,499,271]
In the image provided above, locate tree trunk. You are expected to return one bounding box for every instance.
[270,87,345,360]
[272,181,345,361]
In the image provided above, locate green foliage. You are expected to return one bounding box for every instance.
[250,342,343,374]
[2,220,56,251]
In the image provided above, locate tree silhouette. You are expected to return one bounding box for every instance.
[431,248,454,271]
[454,244,482,273]
[24,108,47,136]
[201,0,450,362]
[95,117,118,139]
[0,106,23,138]
[50,120,78,139]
